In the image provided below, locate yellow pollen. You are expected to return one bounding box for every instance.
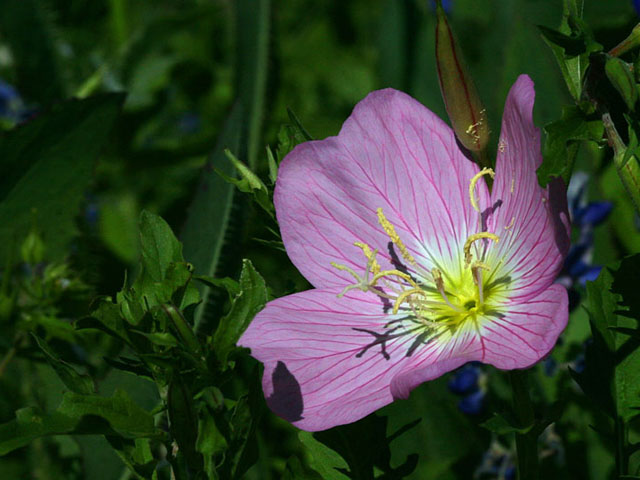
[354,241,380,274]
[469,168,495,212]
[464,232,500,266]
[377,208,416,265]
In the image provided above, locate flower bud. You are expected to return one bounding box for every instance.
[435,1,489,153]
[602,113,640,214]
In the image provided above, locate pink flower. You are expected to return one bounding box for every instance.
[239,75,570,432]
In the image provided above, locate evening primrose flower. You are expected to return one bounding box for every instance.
[239,75,570,432]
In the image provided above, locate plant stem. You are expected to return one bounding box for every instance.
[509,369,538,480]
[615,416,629,476]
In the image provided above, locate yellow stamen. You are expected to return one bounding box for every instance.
[371,269,418,289]
[393,288,426,314]
[469,168,495,212]
[354,241,380,274]
[464,232,500,266]
[431,268,463,313]
[377,208,416,266]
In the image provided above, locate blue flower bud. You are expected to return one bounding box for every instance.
[448,363,479,394]
[457,389,485,415]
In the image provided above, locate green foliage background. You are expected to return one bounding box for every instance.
[0,0,639,479]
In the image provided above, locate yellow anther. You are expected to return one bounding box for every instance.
[431,267,444,289]
[392,288,425,314]
[463,232,500,266]
[354,241,380,274]
[469,168,495,212]
[371,269,418,289]
[376,208,416,266]
[471,261,491,271]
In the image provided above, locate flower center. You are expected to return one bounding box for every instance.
[331,168,501,331]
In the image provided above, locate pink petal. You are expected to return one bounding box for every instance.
[488,75,570,302]
[275,88,489,289]
[479,284,568,369]
[239,287,483,431]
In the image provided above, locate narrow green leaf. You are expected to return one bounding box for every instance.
[0,94,124,264]
[168,377,202,471]
[235,0,270,169]
[213,259,267,366]
[32,334,95,395]
[181,105,243,332]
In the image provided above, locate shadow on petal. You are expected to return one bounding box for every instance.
[266,361,304,423]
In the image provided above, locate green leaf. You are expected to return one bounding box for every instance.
[196,412,228,477]
[105,437,157,480]
[480,412,532,435]
[577,254,640,422]
[311,415,418,479]
[139,210,183,282]
[180,105,243,332]
[168,376,202,471]
[538,106,604,185]
[32,334,95,395]
[0,389,157,455]
[539,8,601,101]
[235,0,270,169]
[298,431,350,480]
[213,259,267,367]
[0,94,123,264]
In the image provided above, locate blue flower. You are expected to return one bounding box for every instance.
[0,78,32,125]
[448,363,486,415]
[429,0,453,14]
[634,0,640,16]
[448,362,480,394]
[457,389,485,415]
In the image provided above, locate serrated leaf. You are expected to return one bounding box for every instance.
[311,415,418,479]
[32,334,95,395]
[0,389,157,455]
[581,254,640,422]
[538,106,603,185]
[214,259,267,367]
[298,432,350,480]
[0,94,123,264]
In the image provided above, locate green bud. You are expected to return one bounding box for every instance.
[602,113,640,214]
[20,230,44,265]
[609,23,640,58]
[435,1,489,154]
[605,57,637,110]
